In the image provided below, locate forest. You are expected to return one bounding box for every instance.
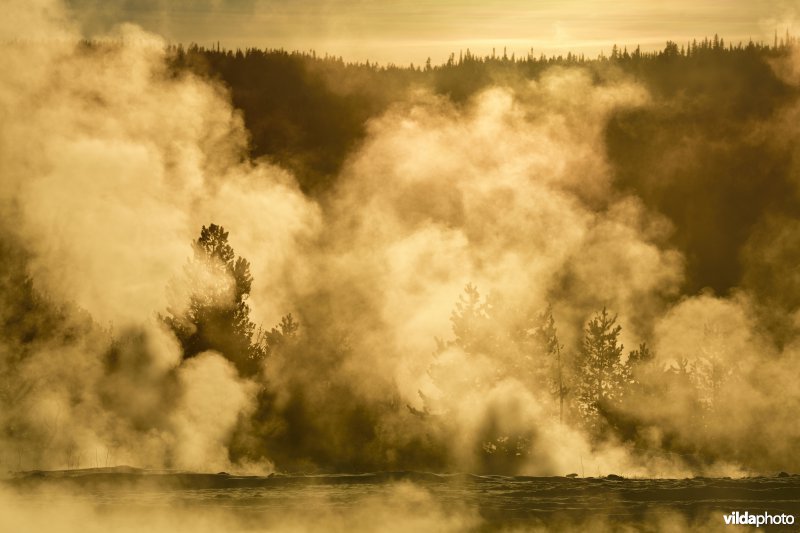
[171,34,800,296]
[2,30,800,477]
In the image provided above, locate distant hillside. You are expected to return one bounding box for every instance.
[170,37,800,295]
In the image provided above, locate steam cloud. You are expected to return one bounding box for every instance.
[0,0,315,473]
[1,0,800,493]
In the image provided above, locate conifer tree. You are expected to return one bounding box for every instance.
[528,305,568,421]
[164,224,267,377]
[575,307,626,432]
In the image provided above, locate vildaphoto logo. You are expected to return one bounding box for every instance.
[723,511,795,527]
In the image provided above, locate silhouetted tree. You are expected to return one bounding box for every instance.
[692,323,736,411]
[424,285,574,472]
[575,307,626,433]
[535,305,568,422]
[623,342,653,391]
[256,313,299,353]
[163,224,266,377]
[450,283,493,355]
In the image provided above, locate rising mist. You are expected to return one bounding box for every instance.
[2,0,800,495]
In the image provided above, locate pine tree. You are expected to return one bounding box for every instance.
[424,285,540,471]
[693,323,734,411]
[575,308,625,432]
[163,224,267,377]
[530,305,568,421]
[450,283,493,356]
[619,342,653,399]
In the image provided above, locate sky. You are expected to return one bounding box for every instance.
[65,0,798,64]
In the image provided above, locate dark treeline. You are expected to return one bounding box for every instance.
[113,216,792,473]
[168,34,800,298]
[155,225,773,473]
[0,219,789,473]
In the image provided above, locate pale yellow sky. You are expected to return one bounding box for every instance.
[67,0,799,64]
